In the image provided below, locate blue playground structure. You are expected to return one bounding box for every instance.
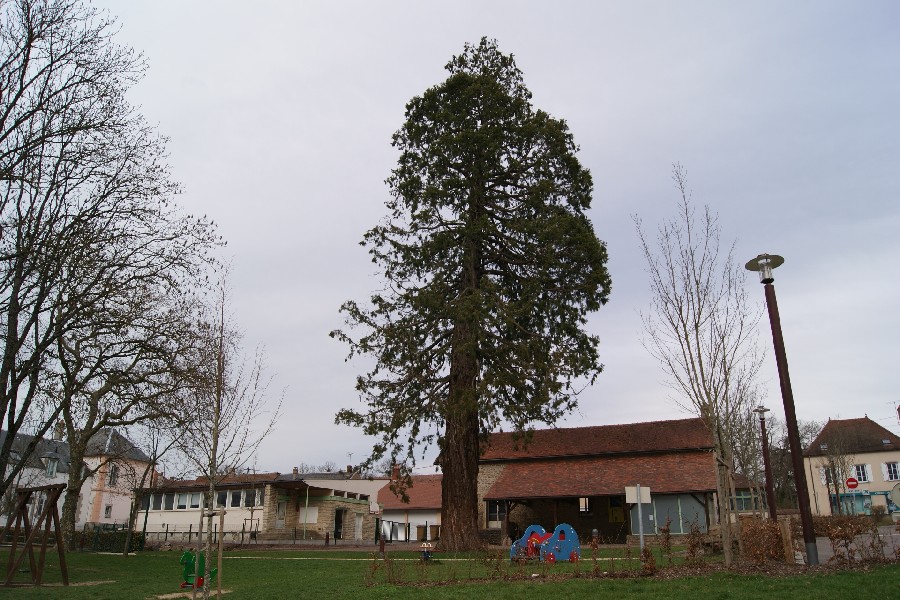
[510,523,580,563]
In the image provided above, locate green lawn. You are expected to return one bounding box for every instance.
[0,548,896,599]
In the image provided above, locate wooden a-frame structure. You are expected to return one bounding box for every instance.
[0,483,68,587]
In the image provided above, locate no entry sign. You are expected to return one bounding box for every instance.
[846,477,859,489]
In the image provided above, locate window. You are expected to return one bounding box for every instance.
[854,464,871,483]
[46,458,58,478]
[190,493,201,509]
[104,505,112,519]
[245,489,256,508]
[152,494,163,510]
[230,490,242,508]
[258,489,264,507]
[886,462,899,481]
[140,495,150,511]
[176,493,188,510]
[216,491,227,507]
[163,493,175,510]
[486,500,506,525]
[108,464,119,486]
[820,466,841,485]
[731,490,757,511]
[579,497,592,514]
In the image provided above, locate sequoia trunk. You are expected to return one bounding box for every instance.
[440,317,482,550]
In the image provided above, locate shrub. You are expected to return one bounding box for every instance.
[816,514,885,563]
[639,545,656,575]
[685,520,705,566]
[741,518,783,564]
[72,528,145,553]
[658,516,673,566]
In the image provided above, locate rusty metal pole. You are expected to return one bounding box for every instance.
[762,282,818,565]
[757,411,778,520]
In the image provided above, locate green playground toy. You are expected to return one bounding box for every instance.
[179,550,218,589]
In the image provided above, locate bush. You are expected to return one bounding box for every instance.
[741,518,783,564]
[73,528,145,553]
[685,520,705,566]
[814,514,885,563]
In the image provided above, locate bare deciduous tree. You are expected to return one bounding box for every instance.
[0,0,218,502]
[635,164,763,566]
[764,416,821,510]
[178,276,281,600]
[122,420,187,555]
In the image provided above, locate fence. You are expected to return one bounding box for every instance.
[142,521,262,546]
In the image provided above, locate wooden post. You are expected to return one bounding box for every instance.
[778,517,795,563]
[0,485,68,587]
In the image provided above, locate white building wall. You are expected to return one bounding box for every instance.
[380,508,441,541]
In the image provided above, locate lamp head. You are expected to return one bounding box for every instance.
[745,254,784,284]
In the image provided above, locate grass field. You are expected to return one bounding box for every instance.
[0,547,896,599]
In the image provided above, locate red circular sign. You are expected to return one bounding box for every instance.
[846,477,859,489]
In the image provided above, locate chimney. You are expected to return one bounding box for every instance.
[52,420,65,442]
[391,464,400,481]
[292,466,299,480]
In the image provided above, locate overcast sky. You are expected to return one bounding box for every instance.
[93,0,900,473]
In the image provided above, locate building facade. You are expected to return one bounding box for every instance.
[139,468,387,543]
[803,417,900,518]
[476,418,732,544]
[378,473,442,542]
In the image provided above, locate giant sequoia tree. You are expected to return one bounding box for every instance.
[333,39,611,550]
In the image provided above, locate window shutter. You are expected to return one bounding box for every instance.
[865,464,873,482]
[882,463,890,481]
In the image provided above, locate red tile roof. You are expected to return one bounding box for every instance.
[378,474,442,510]
[483,451,718,499]
[481,418,712,461]
[804,417,900,457]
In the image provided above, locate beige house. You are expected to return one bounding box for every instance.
[77,429,152,528]
[803,417,900,518]
[1,427,151,530]
[139,467,387,543]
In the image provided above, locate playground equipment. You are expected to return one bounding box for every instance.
[510,523,580,563]
[179,551,218,589]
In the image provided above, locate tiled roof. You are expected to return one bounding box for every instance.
[84,428,151,462]
[481,418,712,461]
[378,474,442,510]
[484,451,717,499]
[0,430,73,474]
[804,417,900,457]
[1,427,149,475]
[155,472,280,490]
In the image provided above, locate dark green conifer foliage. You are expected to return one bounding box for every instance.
[332,38,611,550]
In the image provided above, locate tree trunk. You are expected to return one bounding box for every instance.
[61,484,82,550]
[713,447,734,567]
[440,400,481,550]
[440,313,483,551]
[61,439,89,549]
[204,488,215,600]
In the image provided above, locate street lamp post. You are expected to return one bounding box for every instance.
[745,253,818,565]
[753,406,777,521]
